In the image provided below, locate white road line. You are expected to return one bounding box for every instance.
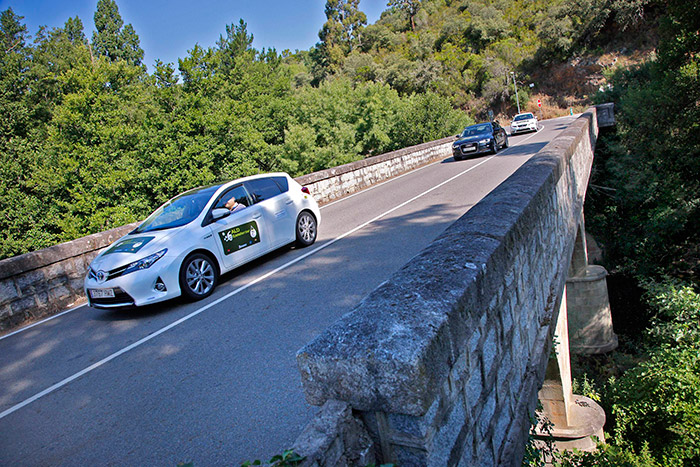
[0,151,508,420]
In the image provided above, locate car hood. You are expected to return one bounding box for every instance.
[89,227,181,272]
[455,133,491,144]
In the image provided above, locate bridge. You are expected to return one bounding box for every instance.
[0,105,615,465]
[294,104,616,465]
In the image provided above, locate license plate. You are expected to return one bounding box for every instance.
[462,146,476,152]
[89,288,115,299]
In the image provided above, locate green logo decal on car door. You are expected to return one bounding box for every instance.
[218,221,260,255]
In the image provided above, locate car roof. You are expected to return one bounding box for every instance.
[221,172,289,186]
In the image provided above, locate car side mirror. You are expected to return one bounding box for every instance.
[211,208,231,221]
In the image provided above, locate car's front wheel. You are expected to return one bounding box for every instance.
[502,135,509,149]
[295,211,317,247]
[179,252,218,300]
[490,140,498,154]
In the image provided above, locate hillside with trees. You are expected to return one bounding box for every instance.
[1,1,698,463]
[0,0,661,260]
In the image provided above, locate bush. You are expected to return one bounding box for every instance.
[603,281,700,466]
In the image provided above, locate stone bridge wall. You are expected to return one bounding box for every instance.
[0,138,454,332]
[296,108,599,465]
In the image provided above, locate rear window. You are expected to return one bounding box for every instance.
[245,178,283,203]
[271,176,289,193]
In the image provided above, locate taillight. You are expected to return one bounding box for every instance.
[301,186,310,194]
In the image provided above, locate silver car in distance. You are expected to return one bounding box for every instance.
[85,173,321,309]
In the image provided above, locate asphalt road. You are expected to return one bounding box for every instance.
[0,116,577,465]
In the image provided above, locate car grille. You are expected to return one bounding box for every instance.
[89,287,135,308]
[460,143,477,153]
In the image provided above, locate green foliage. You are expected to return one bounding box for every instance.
[608,340,700,465]
[92,0,144,66]
[552,441,661,466]
[241,448,304,467]
[567,281,700,466]
[588,0,700,280]
[643,280,700,346]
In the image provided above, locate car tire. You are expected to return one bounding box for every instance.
[295,211,317,247]
[490,140,497,154]
[502,135,509,149]
[454,155,463,161]
[179,252,218,300]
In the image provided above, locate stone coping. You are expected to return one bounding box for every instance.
[295,136,456,185]
[0,222,140,281]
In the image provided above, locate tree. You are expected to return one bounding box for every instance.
[315,0,367,76]
[217,19,254,74]
[91,0,144,66]
[387,0,421,31]
[64,16,86,45]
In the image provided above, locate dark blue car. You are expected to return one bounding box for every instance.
[452,122,509,160]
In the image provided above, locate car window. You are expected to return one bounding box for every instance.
[215,184,251,209]
[135,184,221,233]
[462,123,492,136]
[514,114,534,121]
[245,178,283,204]
[271,176,289,193]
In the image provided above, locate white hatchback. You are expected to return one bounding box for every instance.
[510,112,538,134]
[84,173,321,309]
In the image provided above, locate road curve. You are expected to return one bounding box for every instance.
[0,116,578,465]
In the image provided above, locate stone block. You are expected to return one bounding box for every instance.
[427,400,468,465]
[465,362,483,415]
[0,279,19,306]
[15,269,45,292]
[481,326,498,378]
[48,284,72,303]
[477,389,497,441]
[293,400,375,467]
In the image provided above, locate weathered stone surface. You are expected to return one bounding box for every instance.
[0,279,19,306]
[293,399,375,467]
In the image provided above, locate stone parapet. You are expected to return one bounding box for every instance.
[297,108,600,465]
[0,222,139,332]
[296,136,455,205]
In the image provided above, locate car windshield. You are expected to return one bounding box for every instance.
[461,124,491,137]
[134,184,222,233]
[514,114,534,121]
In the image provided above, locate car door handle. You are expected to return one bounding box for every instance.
[252,213,262,219]
[285,199,293,205]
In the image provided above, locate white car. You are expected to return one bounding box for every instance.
[85,173,320,309]
[510,112,538,134]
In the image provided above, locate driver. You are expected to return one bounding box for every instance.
[225,197,246,213]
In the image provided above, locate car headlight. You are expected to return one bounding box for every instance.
[478,138,491,144]
[123,249,168,276]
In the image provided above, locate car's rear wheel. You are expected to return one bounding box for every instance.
[179,253,218,300]
[296,211,317,247]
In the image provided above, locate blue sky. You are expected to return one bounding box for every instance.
[1,0,387,71]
